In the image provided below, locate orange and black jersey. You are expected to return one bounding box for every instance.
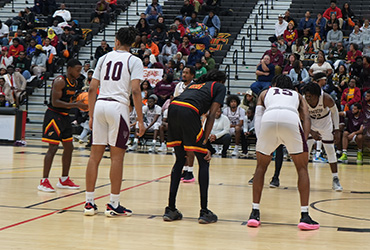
[171,81,226,115]
[48,75,77,115]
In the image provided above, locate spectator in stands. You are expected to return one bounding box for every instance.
[106,0,118,12]
[361,56,370,93]
[346,43,362,65]
[325,13,340,33]
[173,52,185,67]
[156,16,167,31]
[21,7,35,31]
[43,38,57,74]
[146,38,160,57]
[276,37,287,53]
[5,65,26,106]
[137,42,147,60]
[47,28,59,48]
[194,59,207,79]
[325,23,343,50]
[327,42,346,70]
[323,0,343,29]
[284,10,296,28]
[141,80,153,101]
[341,2,355,30]
[239,90,256,113]
[52,3,71,26]
[262,43,284,75]
[349,56,363,81]
[332,64,349,100]
[91,0,110,26]
[31,45,47,77]
[49,20,63,36]
[341,78,361,111]
[8,38,24,59]
[288,60,310,91]
[31,29,42,45]
[14,30,26,48]
[81,62,91,78]
[143,55,153,68]
[282,54,296,75]
[338,103,364,163]
[179,0,194,25]
[70,20,83,44]
[349,25,363,50]
[57,26,73,59]
[154,74,176,106]
[250,55,275,95]
[158,39,177,65]
[284,22,298,53]
[309,50,333,77]
[201,50,215,71]
[315,13,326,39]
[0,76,12,103]
[151,24,167,50]
[0,20,9,46]
[298,11,315,37]
[363,32,370,56]
[313,26,324,52]
[0,91,6,107]
[186,19,210,49]
[145,0,163,24]
[177,35,192,57]
[360,19,370,34]
[13,51,31,80]
[269,14,288,43]
[94,40,113,61]
[203,10,220,38]
[168,24,181,45]
[187,45,204,66]
[202,0,220,13]
[136,18,151,36]
[207,107,231,158]
[0,47,13,67]
[174,18,186,38]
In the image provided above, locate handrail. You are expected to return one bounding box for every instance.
[270,0,274,10]
[90,38,94,60]
[241,36,246,65]
[254,14,258,40]
[43,76,48,105]
[126,4,129,25]
[146,0,148,6]
[246,24,252,53]
[264,0,269,19]
[258,4,264,29]
[224,65,231,95]
[232,49,238,80]
[136,0,139,15]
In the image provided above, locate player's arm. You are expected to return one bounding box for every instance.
[354,125,364,135]
[254,89,267,138]
[132,79,145,137]
[52,76,87,110]
[323,93,339,130]
[298,94,311,140]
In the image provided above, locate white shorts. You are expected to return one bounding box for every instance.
[135,121,161,131]
[309,115,334,143]
[256,110,307,155]
[92,100,130,149]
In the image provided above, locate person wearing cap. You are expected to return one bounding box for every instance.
[31,44,47,77]
[167,24,181,44]
[240,89,256,113]
[0,20,9,46]
[202,10,221,38]
[0,46,13,67]
[146,39,160,57]
[187,45,204,66]
[5,65,26,106]
[158,39,177,65]
[269,14,288,43]
[173,51,186,68]
[8,38,24,58]
[262,43,284,75]
[186,19,210,50]
[71,20,82,43]
[81,61,91,78]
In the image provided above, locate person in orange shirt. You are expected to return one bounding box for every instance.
[8,38,24,58]
[313,26,324,51]
[146,39,159,57]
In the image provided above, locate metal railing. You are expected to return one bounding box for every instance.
[264,0,269,19]
[232,50,238,80]
[224,65,231,95]
[258,4,264,29]
[136,0,139,15]
[245,25,252,54]
[254,14,259,40]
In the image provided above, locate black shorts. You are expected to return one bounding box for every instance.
[41,108,73,145]
[166,102,207,154]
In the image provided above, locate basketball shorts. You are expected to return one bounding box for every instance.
[309,115,334,143]
[92,100,130,149]
[256,110,307,155]
[42,108,73,145]
[166,102,208,154]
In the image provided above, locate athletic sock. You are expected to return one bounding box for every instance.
[332,173,339,178]
[342,149,347,155]
[301,206,309,213]
[110,193,120,209]
[252,203,260,210]
[60,176,68,182]
[86,191,95,205]
[358,149,362,153]
[152,139,156,145]
[134,138,138,143]
[183,166,189,171]
[315,150,321,158]
[161,142,166,147]
[336,150,342,155]
[188,166,194,173]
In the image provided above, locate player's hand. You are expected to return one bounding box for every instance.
[76,100,88,110]
[311,130,322,141]
[204,150,212,162]
[89,117,93,130]
[137,121,145,137]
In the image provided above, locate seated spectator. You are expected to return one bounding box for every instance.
[346,43,362,65]
[341,78,361,110]
[30,29,42,45]
[187,45,204,66]
[283,54,296,75]
[13,51,31,80]
[328,42,347,70]
[81,62,91,78]
[239,90,256,112]
[269,14,288,43]
[21,7,35,31]
[288,60,310,91]
[94,40,113,61]
[43,38,57,75]
[349,25,363,50]
[156,16,167,31]
[151,24,167,50]
[8,38,24,58]
[203,10,220,38]
[309,50,333,77]
[194,59,207,79]
[136,18,151,36]
[145,0,163,24]
[179,0,194,25]
[341,2,355,30]
[185,19,210,49]
[143,55,153,68]
[91,0,110,26]
[284,10,296,28]
[158,39,177,65]
[0,20,9,46]
[49,20,63,36]
[349,56,363,80]
[5,65,26,106]
[47,28,59,48]
[298,11,315,36]
[0,91,6,106]
[323,0,343,29]
[315,13,326,39]
[283,22,298,53]
[0,47,13,67]
[154,73,176,106]
[325,23,343,50]
[202,0,220,13]
[57,26,73,59]
[141,80,153,103]
[135,42,147,60]
[338,103,364,164]
[313,26,324,51]
[191,0,203,13]
[360,19,370,34]
[325,13,340,33]
[0,76,12,104]
[132,35,142,50]
[167,24,181,45]
[177,35,192,57]
[363,32,370,56]
[146,39,160,57]
[360,56,370,93]
[70,20,83,44]
[276,36,286,53]
[174,18,186,37]
[261,43,284,75]
[106,0,118,12]
[31,45,47,77]
[250,55,275,95]
[201,50,215,71]
[173,51,186,67]
[207,107,231,158]
[52,3,71,26]
[332,64,349,99]
[241,107,255,155]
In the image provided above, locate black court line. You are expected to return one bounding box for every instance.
[337,227,370,233]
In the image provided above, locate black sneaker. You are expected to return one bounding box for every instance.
[248,176,254,185]
[269,177,280,188]
[104,203,132,217]
[298,212,320,230]
[182,171,195,183]
[163,206,183,221]
[247,209,260,227]
[198,209,218,224]
[84,202,98,216]
[180,170,188,180]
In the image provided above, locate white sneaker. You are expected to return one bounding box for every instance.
[232,148,239,156]
[158,143,167,152]
[332,177,343,192]
[129,143,138,151]
[149,144,156,152]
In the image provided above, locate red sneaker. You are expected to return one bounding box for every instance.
[56,177,80,189]
[38,179,55,192]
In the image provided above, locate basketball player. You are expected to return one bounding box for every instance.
[247,75,320,230]
[163,69,226,224]
[38,59,87,192]
[303,83,343,191]
[84,27,145,216]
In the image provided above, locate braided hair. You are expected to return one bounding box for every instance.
[303,82,322,97]
[115,27,139,46]
[271,74,294,90]
[196,69,226,84]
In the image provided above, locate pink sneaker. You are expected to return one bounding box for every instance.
[298,212,320,230]
[247,209,260,227]
[182,171,195,183]
[56,177,80,189]
[38,179,55,192]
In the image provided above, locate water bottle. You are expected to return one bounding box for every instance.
[5,101,9,107]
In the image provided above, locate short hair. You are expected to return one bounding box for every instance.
[184,65,195,76]
[271,75,294,90]
[367,89,370,95]
[67,59,82,68]
[115,27,138,46]
[364,56,370,64]
[351,43,359,51]
[303,82,322,97]
[12,38,20,43]
[226,94,241,107]
[196,69,227,84]
[353,102,362,110]
[313,72,327,82]
[31,29,37,33]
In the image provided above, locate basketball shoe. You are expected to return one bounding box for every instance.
[298,212,320,230]
[338,153,348,163]
[38,179,55,192]
[357,152,363,164]
[163,206,183,221]
[84,202,98,216]
[198,209,218,224]
[182,171,195,183]
[248,176,254,185]
[105,203,132,217]
[332,176,343,191]
[247,209,260,227]
[313,156,328,163]
[158,143,167,152]
[181,170,187,180]
[56,177,80,189]
[269,176,280,188]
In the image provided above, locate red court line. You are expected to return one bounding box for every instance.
[0,174,170,232]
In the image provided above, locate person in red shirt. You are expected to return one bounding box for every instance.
[323,0,343,29]
[283,22,298,53]
[347,43,362,64]
[8,38,24,58]
[174,18,185,38]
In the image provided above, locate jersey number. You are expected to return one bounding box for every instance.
[103,61,123,81]
[273,89,293,96]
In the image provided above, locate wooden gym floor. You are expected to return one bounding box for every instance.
[0,140,370,249]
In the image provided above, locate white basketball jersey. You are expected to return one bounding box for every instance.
[304,90,330,119]
[264,87,300,113]
[223,107,245,126]
[93,50,144,106]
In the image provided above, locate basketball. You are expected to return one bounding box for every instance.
[76,92,88,111]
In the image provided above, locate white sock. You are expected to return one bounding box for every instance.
[134,138,138,143]
[315,150,321,158]
[161,142,166,147]
[332,173,339,178]
[86,191,95,205]
[152,140,156,144]
[358,149,362,153]
[301,206,309,213]
[183,166,189,171]
[60,176,68,182]
[234,145,239,150]
[252,203,260,210]
[343,149,347,155]
[188,166,194,173]
[336,150,342,155]
[110,193,120,209]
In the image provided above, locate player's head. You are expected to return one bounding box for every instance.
[303,82,321,105]
[226,94,240,108]
[182,66,195,82]
[313,72,327,87]
[196,69,226,84]
[352,102,362,115]
[67,59,82,79]
[271,75,294,90]
[115,27,138,48]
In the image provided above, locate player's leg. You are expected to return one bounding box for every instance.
[39,143,59,192]
[322,142,343,191]
[355,134,363,164]
[183,151,195,182]
[339,131,350,163]
[270,144,283,188]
